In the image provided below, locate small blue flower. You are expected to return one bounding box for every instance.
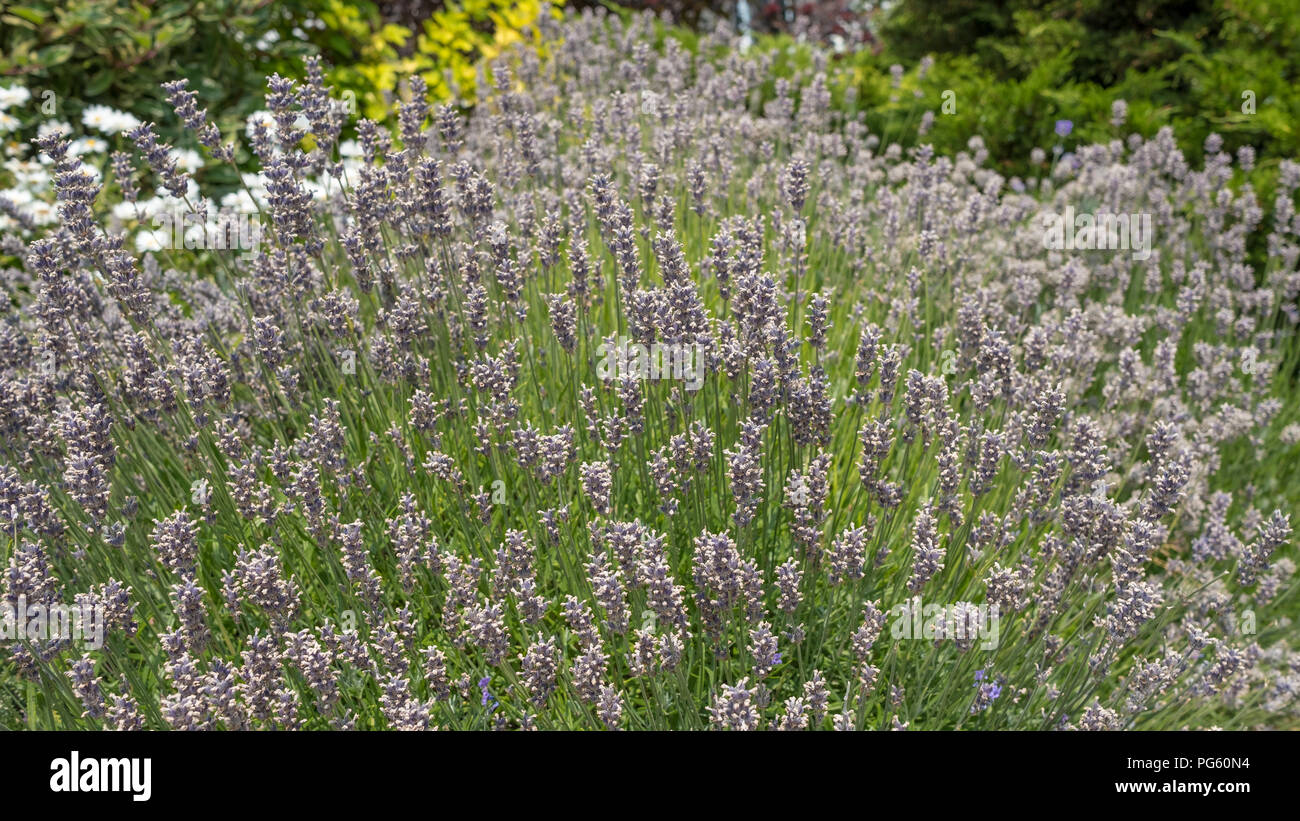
[971,680,1004,714]
[1055,119,1073,138]
[974,669,985,681]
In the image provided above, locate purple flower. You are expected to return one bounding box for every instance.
[478,676,498,710]
[1054,119,1073,138]
[971,677,1004,714]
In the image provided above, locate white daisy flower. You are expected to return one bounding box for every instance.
[169,148,204,172]
[134,227,170,253]
[303,178,330,202]
[108,110,141,133]
[132,196,166,221]
[3,159,50,189]
[82,104,140,135]
[69,136,109,156]
[0,187,34,206]
[36,120,71,138]
[74,162,101,182]
[221,189,261,214]
[0,86,30,110]
[111,200,142,221]
[26,200,57,226]
[245,110,277,140]
[81,105,116,132]
[245,110,310,145]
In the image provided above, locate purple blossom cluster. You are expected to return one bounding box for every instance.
[0,5,1296,731]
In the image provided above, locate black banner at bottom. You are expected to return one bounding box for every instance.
[1,730,1287,810]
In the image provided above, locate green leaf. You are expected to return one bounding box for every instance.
[2,6,46,26]
[154,19,193,49]
[84,69,114,97]
[34,43,75,67]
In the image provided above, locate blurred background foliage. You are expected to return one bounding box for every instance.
[873,0,1300,177]
[0,0,1297,195]
[0,0,555,149]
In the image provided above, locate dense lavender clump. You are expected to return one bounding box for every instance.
[0,5,1297,731]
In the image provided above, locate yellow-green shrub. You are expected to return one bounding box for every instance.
[312,0,562,120]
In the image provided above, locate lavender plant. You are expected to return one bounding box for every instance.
[1,5,1297,731]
